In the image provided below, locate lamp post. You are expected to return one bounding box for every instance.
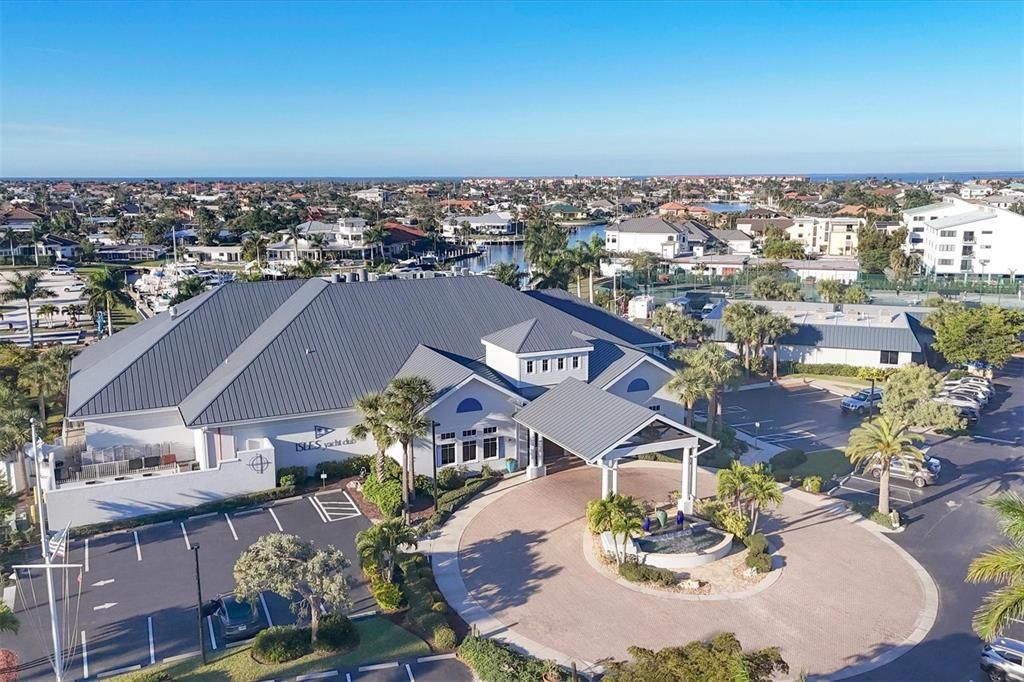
[431,421,439,512]
[193,545,207,665]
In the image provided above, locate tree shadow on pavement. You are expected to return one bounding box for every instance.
[458,529,561,615]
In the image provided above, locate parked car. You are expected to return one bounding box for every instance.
[49,265,75,275]
[956,406,981,426]
[948,386,990,405]
[868,452,941,488]
[944,380,993,400]
[981,637,1024,681]
[63,283,85,293]
[207,594,263,641]
[841,388,884,415]
[935,393,984,411]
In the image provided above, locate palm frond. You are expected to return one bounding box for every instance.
[972,581,1024,641]
[966,546,1024,585]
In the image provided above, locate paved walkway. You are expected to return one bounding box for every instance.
[427,462,937,680]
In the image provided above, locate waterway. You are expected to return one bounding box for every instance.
[461,223,606,273]
[697,202,751,213]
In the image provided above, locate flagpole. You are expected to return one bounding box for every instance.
[31,417,64,682]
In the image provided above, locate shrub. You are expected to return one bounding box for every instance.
[743,532,768,555]
[363,475,404,517]
[315,455,374,482]
[315,613,356,651]
[849,502,897,528]
[745,550,772,574]
[413,610,446,633]
[458,635,553,682]
[252,625,312,663]
[372,580,402,611]
[437,467,462,491]
[770,449,807,471]
[430,600,447,614]
[278,474,296,488]
[130,672,171,682]
[802,475,823,493]
[277,466,308,487]
[433,625,458,650]
[618,559,676,587]
[414,474,434,497]
[946,369,966,381]
[694,499,750,539]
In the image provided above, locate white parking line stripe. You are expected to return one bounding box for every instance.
[207,615,217,650]
[134,531,142,561]
[147,616,156,665]
[731,420,775,427]
[190,511,218,520]
[296,672,339,680]
[162,651,200,663]
[268,508,284,531]
[225,514,239,541]
[973,435,1020,445]
[260,592,274,626]
[406,663,416,681]
[232,508,263,516]
[180,522,191,550]
[359,662,399,671]
[84,539,90,572]
[308,496,329,523]
[98,664,141,678]
[81,630,88,679]
[417,653,457,662]
[346,674,352,682]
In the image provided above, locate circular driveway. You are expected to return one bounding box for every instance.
[455,463,935,678]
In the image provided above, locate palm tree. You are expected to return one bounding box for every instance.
[36,303,58,326]
[0,383,31,496]
[1,272,57,348]
[684,342,742,436]
[567,244,587,298]
[722,302,759,372]
[609,495,644,564]
[717,460,752,513]
[816,279,844,303]
[356,517,418,584]
[290,258,329,279]
[757,313,795,379]
[283,223,304,263]
[966,493,1024,641]
[578,234,607,304]
[0,603,18,634]
[84,267,132,337]
[169,276,206,305]
[20,347,73,425]
[242,232,270,268]
[62,303,84,327]
[307,232,328,261]
[382,376,435,509]
[845,416,924,516]
[350,392,395,482]
[27,223,45,267]
[490,262,525,289]
[746,464,783,533]
[666,363,713,428]
[363,225,389,263]
[2,227,18,266]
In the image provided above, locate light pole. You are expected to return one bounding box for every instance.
[193,545,207,665]
[431,421,439,512]
[33,418,63,682]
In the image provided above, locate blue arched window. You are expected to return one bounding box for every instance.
[456,397,483,413]
[626,378,650,393]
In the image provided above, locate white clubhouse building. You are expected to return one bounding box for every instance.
[46,277,713,527]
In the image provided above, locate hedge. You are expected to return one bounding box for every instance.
[618,559,676,587]
[69,485,296,538]
[277,466,308,487]
[784,362,895,381]
[315,613,357,652]
[252,625,312,663]
[457,635,558,681]
[315,455,373,481]
[420,475,501,535]
[363,475,403,517]
[770,449,807,471]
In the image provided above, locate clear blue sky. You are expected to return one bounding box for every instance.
[1,1,1021,177]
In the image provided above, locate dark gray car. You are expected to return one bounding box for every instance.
[210,594,263,641]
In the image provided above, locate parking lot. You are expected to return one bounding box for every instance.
[9,492,385,681]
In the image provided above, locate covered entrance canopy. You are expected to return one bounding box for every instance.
[513,378,716,511]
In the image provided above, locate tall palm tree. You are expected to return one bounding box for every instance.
[0,383,31,496]
[356,517,418,584]
[84,267,132,337]
[567,244,587,298]
[684,342,742,435]
[36,303,58,326]
[169,276,206,305]
[609,495,644,564]
[746,464,783,533]
[665,364,713,427]
[307,232,328,261]
[2,226,19,266]
[283,223,304,263]
[350,392,395,482]
[1,272,57,348]
[578,234,607,304]
[966,493,1024,641]
[756,312,796,379]
[716,460,752,513]
[20,347,73,425]
[845,416,924,515]
[722,302,759,371]
[242,232,270,268]
[27,223,45,267]
[382,376,435,509]
[363,225,389,263]
[490,262,525,289]
[290,258,329,279]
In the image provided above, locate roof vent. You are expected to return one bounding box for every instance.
[168,305,177,318]
[305,347,314,355]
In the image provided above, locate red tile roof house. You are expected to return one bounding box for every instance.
[657,201,689,217]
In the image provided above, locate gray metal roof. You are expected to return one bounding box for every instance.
[70,276,667,426]
[482,318,593,354]
[586,337,667,387]
[513,378,657,461]
[609,217,681,235]
[705,316,925,353]
[525,289,668,348]
[396,345,518,401]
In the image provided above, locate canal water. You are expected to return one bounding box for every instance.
[461,223,606,273]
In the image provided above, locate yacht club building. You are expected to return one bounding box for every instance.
[47,276,713,527]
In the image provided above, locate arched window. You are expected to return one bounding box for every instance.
[456,397,483,413]
[626,378,650,393]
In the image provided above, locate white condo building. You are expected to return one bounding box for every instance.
[785,216,865,256]
[902,196,1024,278]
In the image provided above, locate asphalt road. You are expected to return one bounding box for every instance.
[720,360,1024,681]
[5,489,470,681]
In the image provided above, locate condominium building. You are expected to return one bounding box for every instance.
[902,196,1024,278]
[785,216,865,256]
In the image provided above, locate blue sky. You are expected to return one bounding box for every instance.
[1,1,1021,177]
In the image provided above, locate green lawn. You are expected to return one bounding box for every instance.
[775,448,853,481]
[113,616,430,681]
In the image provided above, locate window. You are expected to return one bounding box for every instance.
[880,350,899,365]
[526,360,534,374]
[913,216,924,222]
[456,398,482,413]
[961,259,972,271]
[483,426,497,434]
[939,244,954,252]
[557,357,564,370]
[440,432,455,441]
[963,231,975,243]
[649,404,661,412]
[542,359,549,372]
[572,356,580,369]
[938,259,953,266]
[626,377,650,393]
[982,230,993,235]
[483,437,499,459]
[940,230,956,238]
[439,443,456,465]
[462,440,477,462]
[462,429,476,437]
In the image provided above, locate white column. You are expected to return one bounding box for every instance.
[610,464,619,496]
[678,446,695,513]
[526,430,547,480]
[601,465,610,499]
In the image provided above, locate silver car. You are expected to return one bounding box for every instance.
[981,637,1024,681]
[868,454,941,488]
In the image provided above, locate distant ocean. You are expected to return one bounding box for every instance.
[804,171,1023,182]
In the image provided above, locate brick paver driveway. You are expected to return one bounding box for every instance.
[457,463,934,678]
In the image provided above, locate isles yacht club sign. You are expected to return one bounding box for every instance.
[294,425,358,452]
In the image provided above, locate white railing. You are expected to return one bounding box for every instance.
[58,460,199,486]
